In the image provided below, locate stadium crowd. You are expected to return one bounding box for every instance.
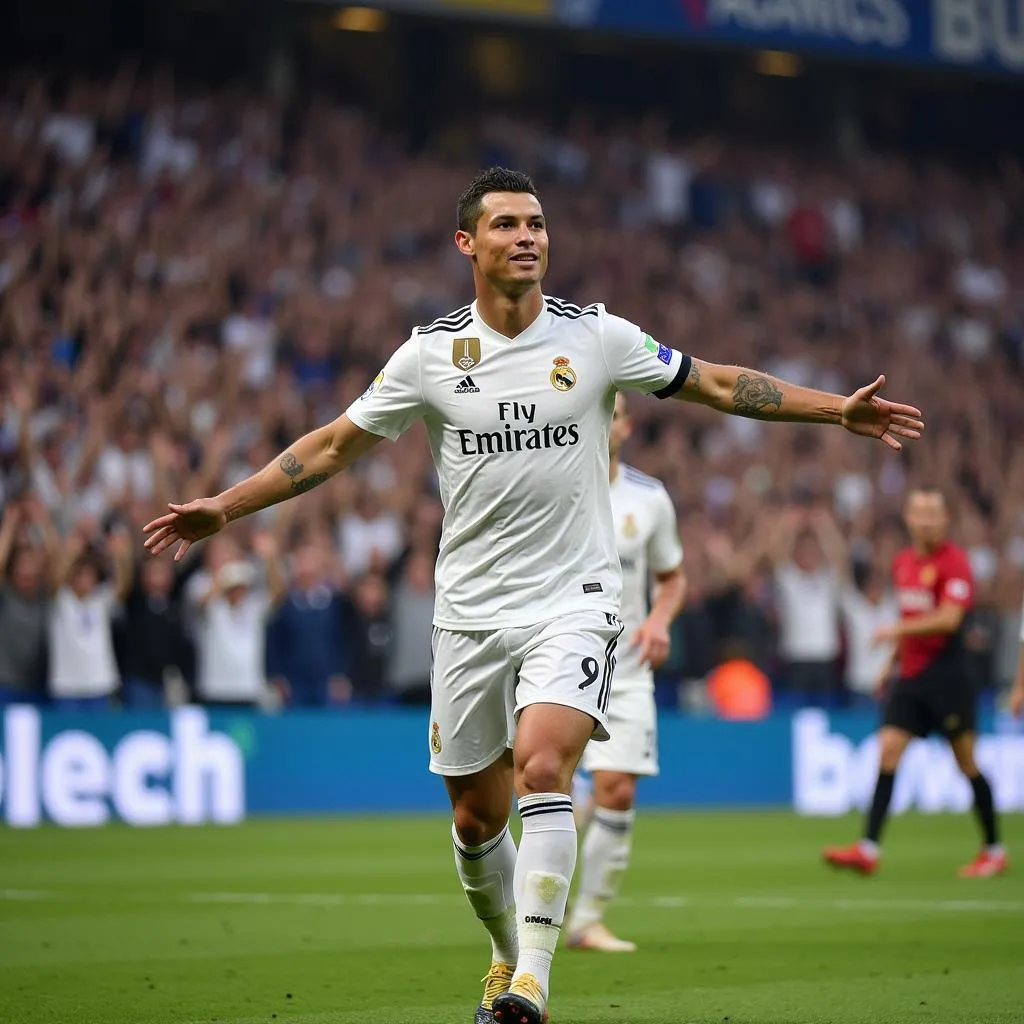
[1,67,1022,712]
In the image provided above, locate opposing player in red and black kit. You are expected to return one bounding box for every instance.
[823,486,1008,878]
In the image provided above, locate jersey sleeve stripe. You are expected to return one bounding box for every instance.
[546,296,599,319]
[653,354,692,400]
[419,305,473,333]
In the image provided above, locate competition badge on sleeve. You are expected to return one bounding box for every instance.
[361,371,384,399]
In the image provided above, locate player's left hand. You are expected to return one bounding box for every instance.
[142,497,228,561]
[872,624,900,647]
[841,375,924,451]
[631,617,671,669]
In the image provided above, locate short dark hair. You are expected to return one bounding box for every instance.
[457,167,540,234]
[906,483,948,506]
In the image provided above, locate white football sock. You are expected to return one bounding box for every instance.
[512,793,576,1003]
[569,806,635,933]
[453,822,519,965]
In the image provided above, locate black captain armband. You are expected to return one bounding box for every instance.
[654,354,692,400]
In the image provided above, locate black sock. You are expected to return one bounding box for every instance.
[969,773,999,847]
[865,772,895,844]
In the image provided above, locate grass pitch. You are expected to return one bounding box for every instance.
[1,811,1022,1023]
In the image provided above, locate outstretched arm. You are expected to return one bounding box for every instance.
[674,361,923,451]
[143,415,384,561]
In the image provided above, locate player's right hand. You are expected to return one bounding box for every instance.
[142,498,228,562]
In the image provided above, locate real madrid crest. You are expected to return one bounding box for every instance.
[430,721,443,755]
[622,514,638,539]
[920,565,937,587]
[551,356,577,392]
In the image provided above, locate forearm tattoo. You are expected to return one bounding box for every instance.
[685,361,702,393]
[279,452,327,496]
[732,373,783,418]
[290,472,329,495]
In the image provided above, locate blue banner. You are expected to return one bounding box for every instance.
[1,705,1022,826]
[555,0,1024,75]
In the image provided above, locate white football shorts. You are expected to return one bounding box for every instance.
[581,675,658,776]
[427,609,624,776]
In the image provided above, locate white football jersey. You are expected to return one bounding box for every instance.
[610,464,684,685]
[345,296,690,630]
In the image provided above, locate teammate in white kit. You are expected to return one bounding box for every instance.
[142,168,925,1024]
[567,393,686,952]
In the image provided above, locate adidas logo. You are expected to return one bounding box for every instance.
[454,376,480,394]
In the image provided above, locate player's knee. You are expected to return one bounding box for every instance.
[516,748,572,796]
[452,799,508,847]
[878,732,908,773]
[595,773,636,811]
[952,743,977,776]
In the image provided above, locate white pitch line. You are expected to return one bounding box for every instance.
[0,889,53,901]
[182,892,453,907]
[181,891,1024,914]
[4,888,1021,914]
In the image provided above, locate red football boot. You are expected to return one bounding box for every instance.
[958,849,1009,878]
[822,842,879,876]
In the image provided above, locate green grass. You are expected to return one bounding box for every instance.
[1,811,1022,1023]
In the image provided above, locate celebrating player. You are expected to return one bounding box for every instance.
[566,393,685,953]
[823,486,1007,878]
[144,168,924,1024]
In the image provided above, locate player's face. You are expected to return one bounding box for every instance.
[609,393,632,459]
[904,491,949,550]
[457,192,548,295]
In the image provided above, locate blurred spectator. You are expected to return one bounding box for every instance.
[0,63,1022,710]
[387,551,435,705]
[346,572,394,702]
[0,502,51,703]
[839,566,899,703]
[764,508,844,704]
[48,526,133,711]
[267,543,351,707]
[193,533,286,707]
[116,556,192,710]
[339,490,404,578]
